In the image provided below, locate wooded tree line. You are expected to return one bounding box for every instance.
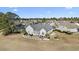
[22,17,79,21]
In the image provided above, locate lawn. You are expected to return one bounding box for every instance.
[0,32,79,51]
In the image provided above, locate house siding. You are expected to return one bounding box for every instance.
[33,31,39,35]
[39,29,46,36]
[25,25,34,35]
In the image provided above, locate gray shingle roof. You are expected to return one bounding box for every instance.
[30,23,55,32]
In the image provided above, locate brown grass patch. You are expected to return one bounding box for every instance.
[0,32,79,51]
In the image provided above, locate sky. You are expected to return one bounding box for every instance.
[0,7,79,18]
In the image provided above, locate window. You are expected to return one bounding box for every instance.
[42,32,44,35]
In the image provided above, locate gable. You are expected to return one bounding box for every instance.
[40,28,46,33]
[26,25,33,30]
[25,25,34,34]
[40,28,46,36]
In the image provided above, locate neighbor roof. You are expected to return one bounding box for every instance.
[56,21,79,29]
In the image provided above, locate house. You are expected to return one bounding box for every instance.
[15,24,25,32]
[75,23,79,26]
[25,23,55,36]
[55,21,79,32]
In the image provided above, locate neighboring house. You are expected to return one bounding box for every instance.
[56,26,78,32]
[15,24,25,31]
[75,23,79,26]
[25,23,55,36]
[55,21,79,32]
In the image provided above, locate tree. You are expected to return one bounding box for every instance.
[0,12,7,30]
[52,17,58,20]
[42,18,46,22]
[6,12,19,19]
[0,12,20,35]
[0,12,4,17]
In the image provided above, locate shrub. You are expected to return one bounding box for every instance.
[63,31,73,35]
[2,27,12,35]
[21,29,28,35]
[46,34,50,39]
